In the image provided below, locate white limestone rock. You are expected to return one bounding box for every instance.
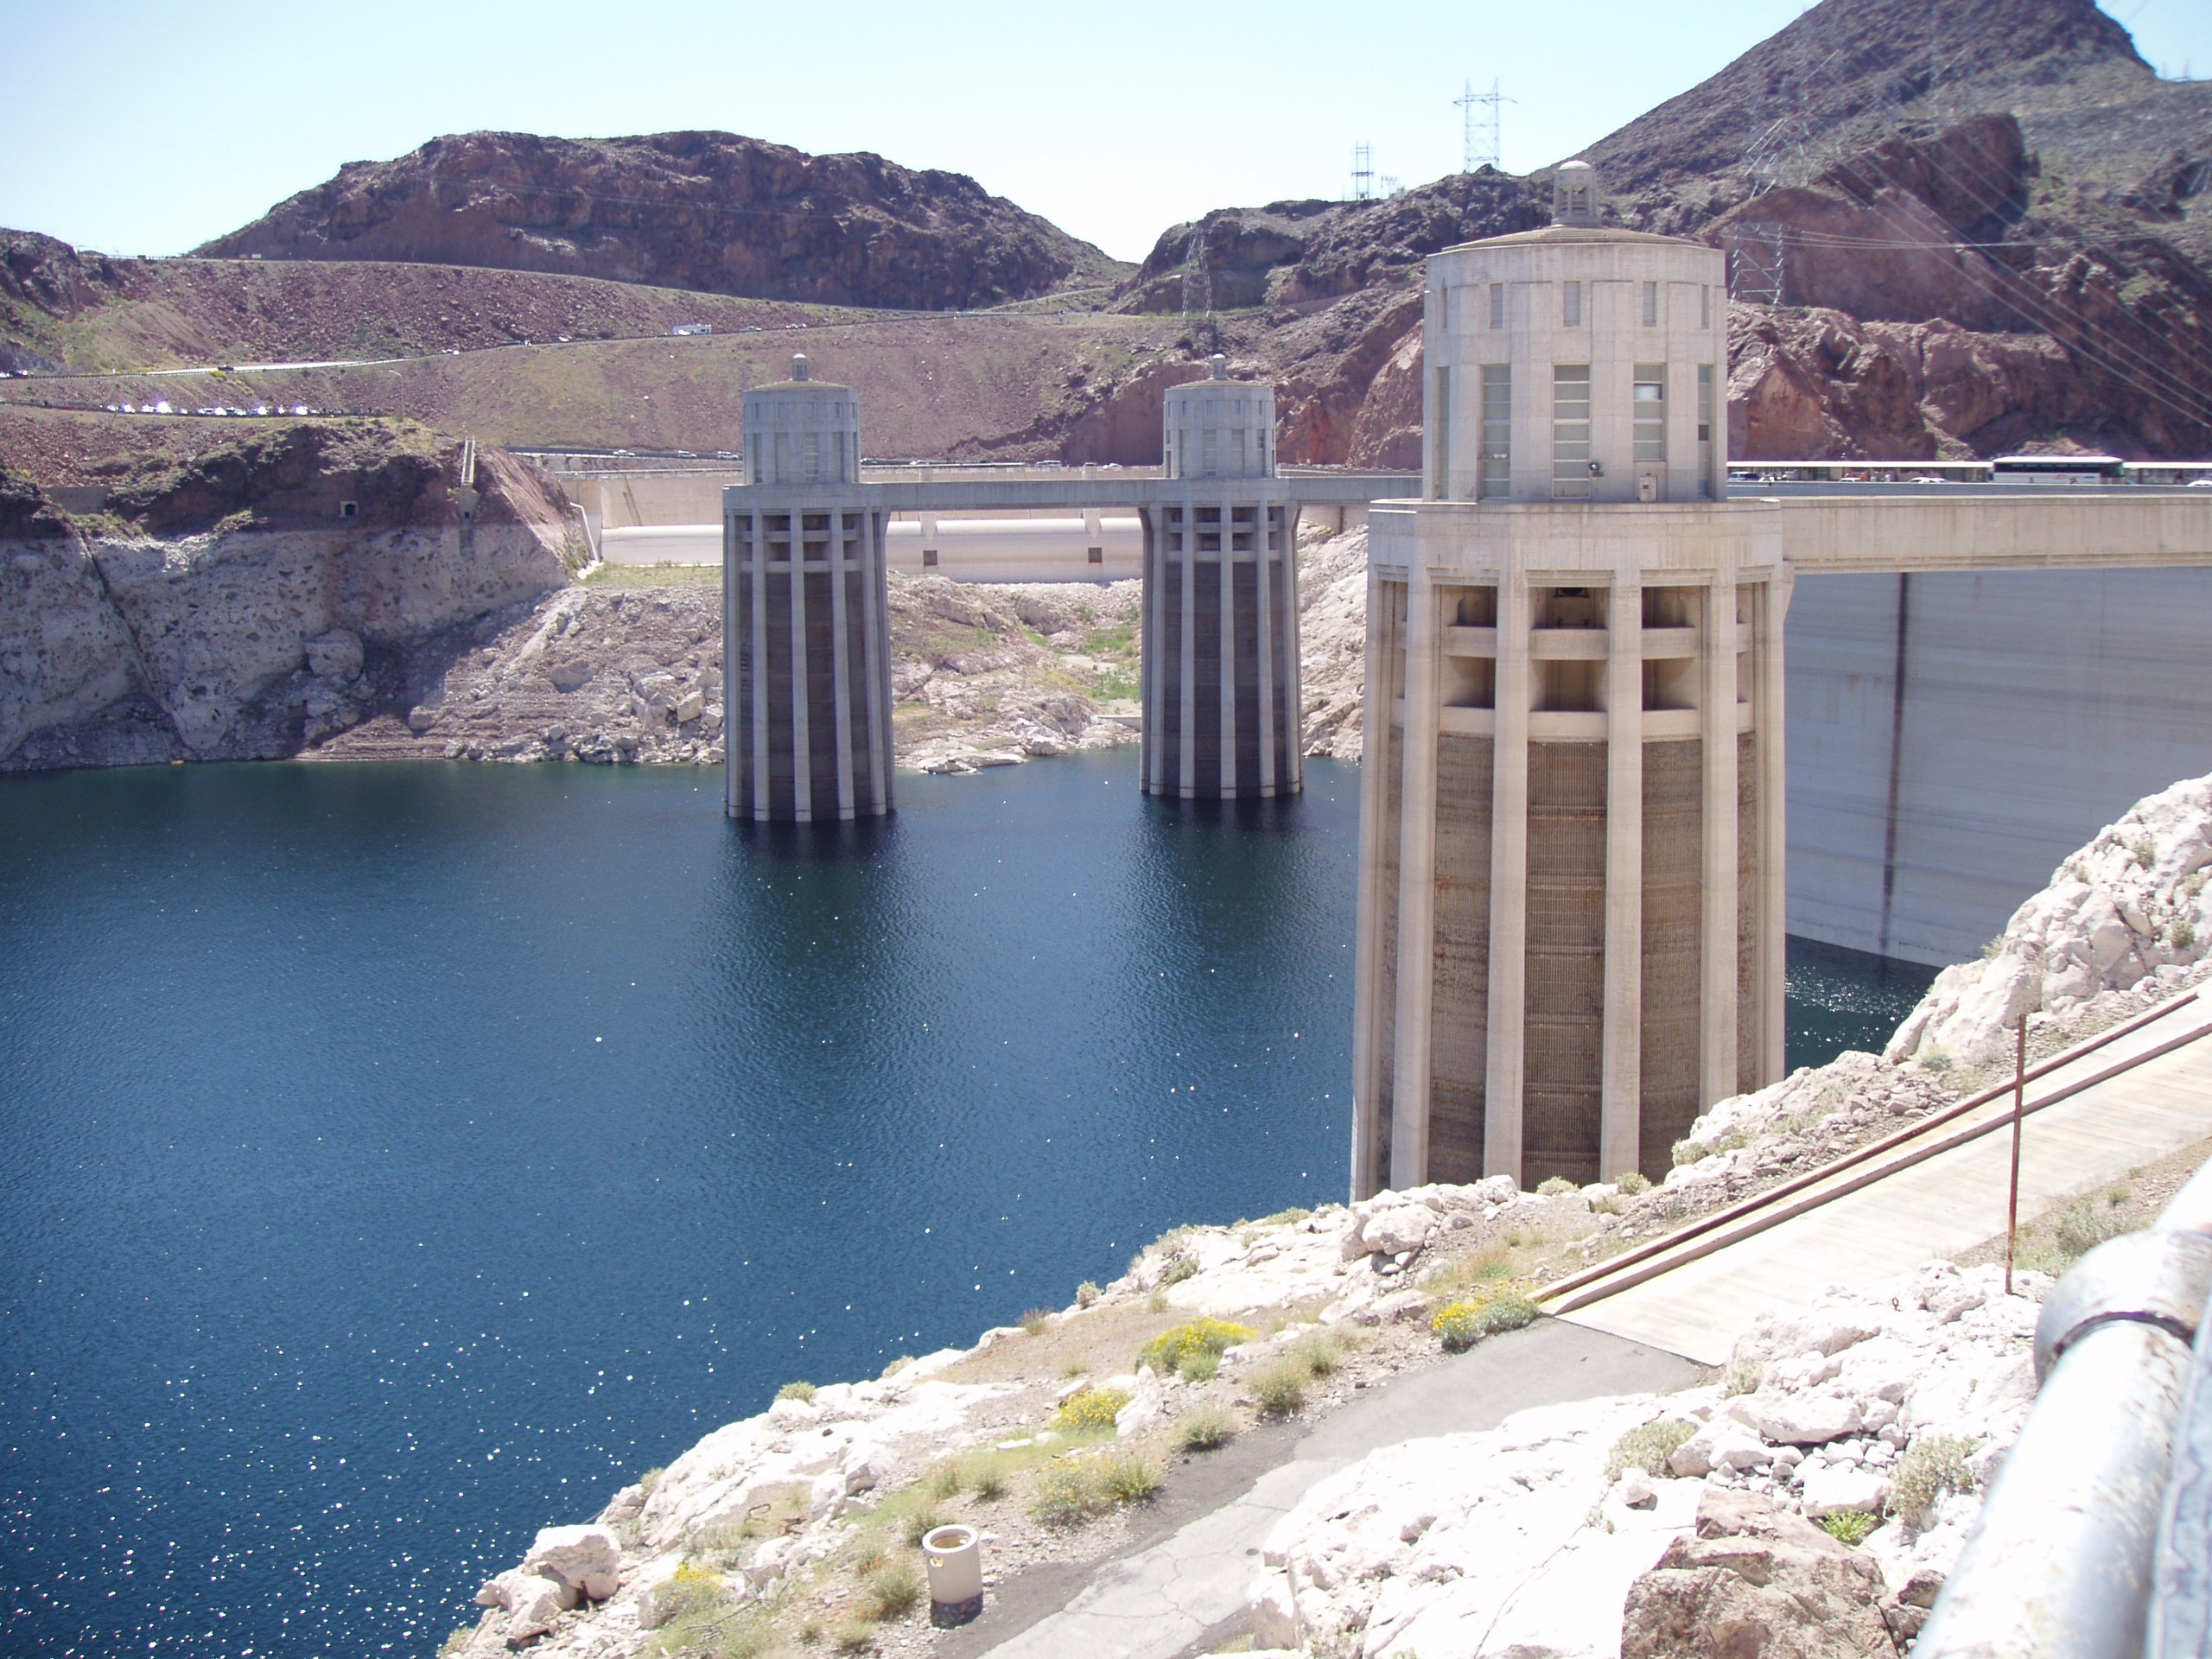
[1244,1262,2047,1657]
[522,1522,621,1601]
[1887,772,2212,1065]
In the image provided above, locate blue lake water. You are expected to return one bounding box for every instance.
[0,753,1929,1656]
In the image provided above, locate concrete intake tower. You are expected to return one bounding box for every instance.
[1353,161,1789,1194]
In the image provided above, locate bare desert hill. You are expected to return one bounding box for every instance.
[192,130,1130,310]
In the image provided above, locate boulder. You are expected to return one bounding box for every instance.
[521,1522,620,1601]
[1800,1462,1889,1519]
[1115,1367,1170,1438]
[1621,1489,1894,1658]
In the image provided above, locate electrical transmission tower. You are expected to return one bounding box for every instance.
[1349,143,1375,201]
[1455,79,1513,174]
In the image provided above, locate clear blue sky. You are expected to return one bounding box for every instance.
[3,0,2206,265]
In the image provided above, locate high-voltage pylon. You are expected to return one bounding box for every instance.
[1455,79,1512,174]
[1349,143,1375,201]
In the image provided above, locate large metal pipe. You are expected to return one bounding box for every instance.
[1916,1159,2212,1658]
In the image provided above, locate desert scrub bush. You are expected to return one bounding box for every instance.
[653,1603,774,1659]
[1889,1434,1977,1520]
[1179,1348,1221,1382]
[1723,1360,1765,1397]
[639,1465,667,1497]
[1592,1192,1624,1216]
[2054,1186,2133,1262]
[1821,1509,1879,1546]
[2175,918,2197,950]
[654,1560,730,1624]
[1536,1176,1579,1197]
[2137,836,2158,869]
[1029,1459,1109,1526]
[1020,1306,1053,1335]
[1164,1255,1200,1285]
[1673,1128,1751,1166]
[1981,936,2005,961]
[775,1381,817,1404]
[1421,1246,1512,1300]
[1291,1331,1344,1377]
[858,1561,924,1620]
[831,1620,877,1654]
[1432,1290,1540,1353]
[1100,1449,1163,1502]
[880,1355,914,1378]
[1054,1386,1131,1433]
[1138,1317,1255,1376]
[1612,1170,1652,1195]
[1605,1419,1696,1480]
[1249,1360,1308,1416]
[1253,1205,1313,1227]
[1076,1280,1103,1307]
[924,1459,965,1500]
[969,1453,1011,1501]
[1175,1402,1238,1452]
[439,1630,473,1658]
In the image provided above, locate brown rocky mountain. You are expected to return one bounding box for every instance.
[194,130,1128,310]
[1099,0,2211,461]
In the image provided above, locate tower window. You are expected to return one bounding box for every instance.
[1642,282,1659,327]
[1432,366,1451,499]
[1698,365,1716,499]
[1489,283,1504,328]
[1479,365,1510,499]
[1562,282,1582,327]
[1634,365,1666,464]
[1700,284,1712,330]
[1551,365,1592,499]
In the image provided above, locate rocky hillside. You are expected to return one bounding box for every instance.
[194,131,1128,310]
[0,424,580,770]
[1094,0,2212,461]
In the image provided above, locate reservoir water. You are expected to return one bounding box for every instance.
[0,753,1930,1657]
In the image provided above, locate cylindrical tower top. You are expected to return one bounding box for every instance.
[742,358,861,486]
[1162,359,1277,480]
[1421,166,1728,506]
[1554,160,1599,228]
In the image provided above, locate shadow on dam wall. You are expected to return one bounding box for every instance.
[1786,566,2212,969]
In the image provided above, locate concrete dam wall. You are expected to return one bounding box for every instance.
[1788,567,2212,967]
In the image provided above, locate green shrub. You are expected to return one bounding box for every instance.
[1890,1434,1977,1520]
[896,1500,946,1548]
[2175,918,2196,950]
[1981,937,2005,961]
[1054,1386,1131,1433]
[1421,1247,1512,1300]
[1254,1206,1313,1226]
[1433,1291,1540,1353]
[1612,1171,1652,1195]
[652,1599,774,1659]
[858,1562,923,1620]
[1175,1402,1238,1452]
[1179,1349,1221,1383]
[880,1355,914,1379]
[1605,1419,1696,1480]
[1020,1307,1053,1335]
[2053,1189,2133,1262]
[439,1630,474,1658]
[639,1465,666,1498]
[1100,1450,1162,1502]
[1138,1317,1255,1376]
[1147,1288,1168,1313]
[1165,1255,1200,1285]
[1821,1509,1879,1546]
[1030,1459,1109,1525]
[924,1459,964,1500]
[1076,1280,1103,1307]
[970,1454,1010,1502]
[1920,1049,1954,1073]
[832,1620,877,1654]
[1536,1176,1579,1197]
[2137,836,2158,869]
[1722,1360,1765,1397]
[1291,1331,1344,1377]
[775,1381,817,1404]
[656,1560,728,1624]
[1249,1361,1308,1416]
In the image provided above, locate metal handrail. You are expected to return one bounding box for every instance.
[1915,1158,2212,1657]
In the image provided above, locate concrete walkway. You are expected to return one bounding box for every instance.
[1560,1012,2212,1365]
[955,1320,1702,1659]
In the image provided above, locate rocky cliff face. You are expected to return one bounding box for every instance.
[0,425,579,770]
[195,130,1127,310]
